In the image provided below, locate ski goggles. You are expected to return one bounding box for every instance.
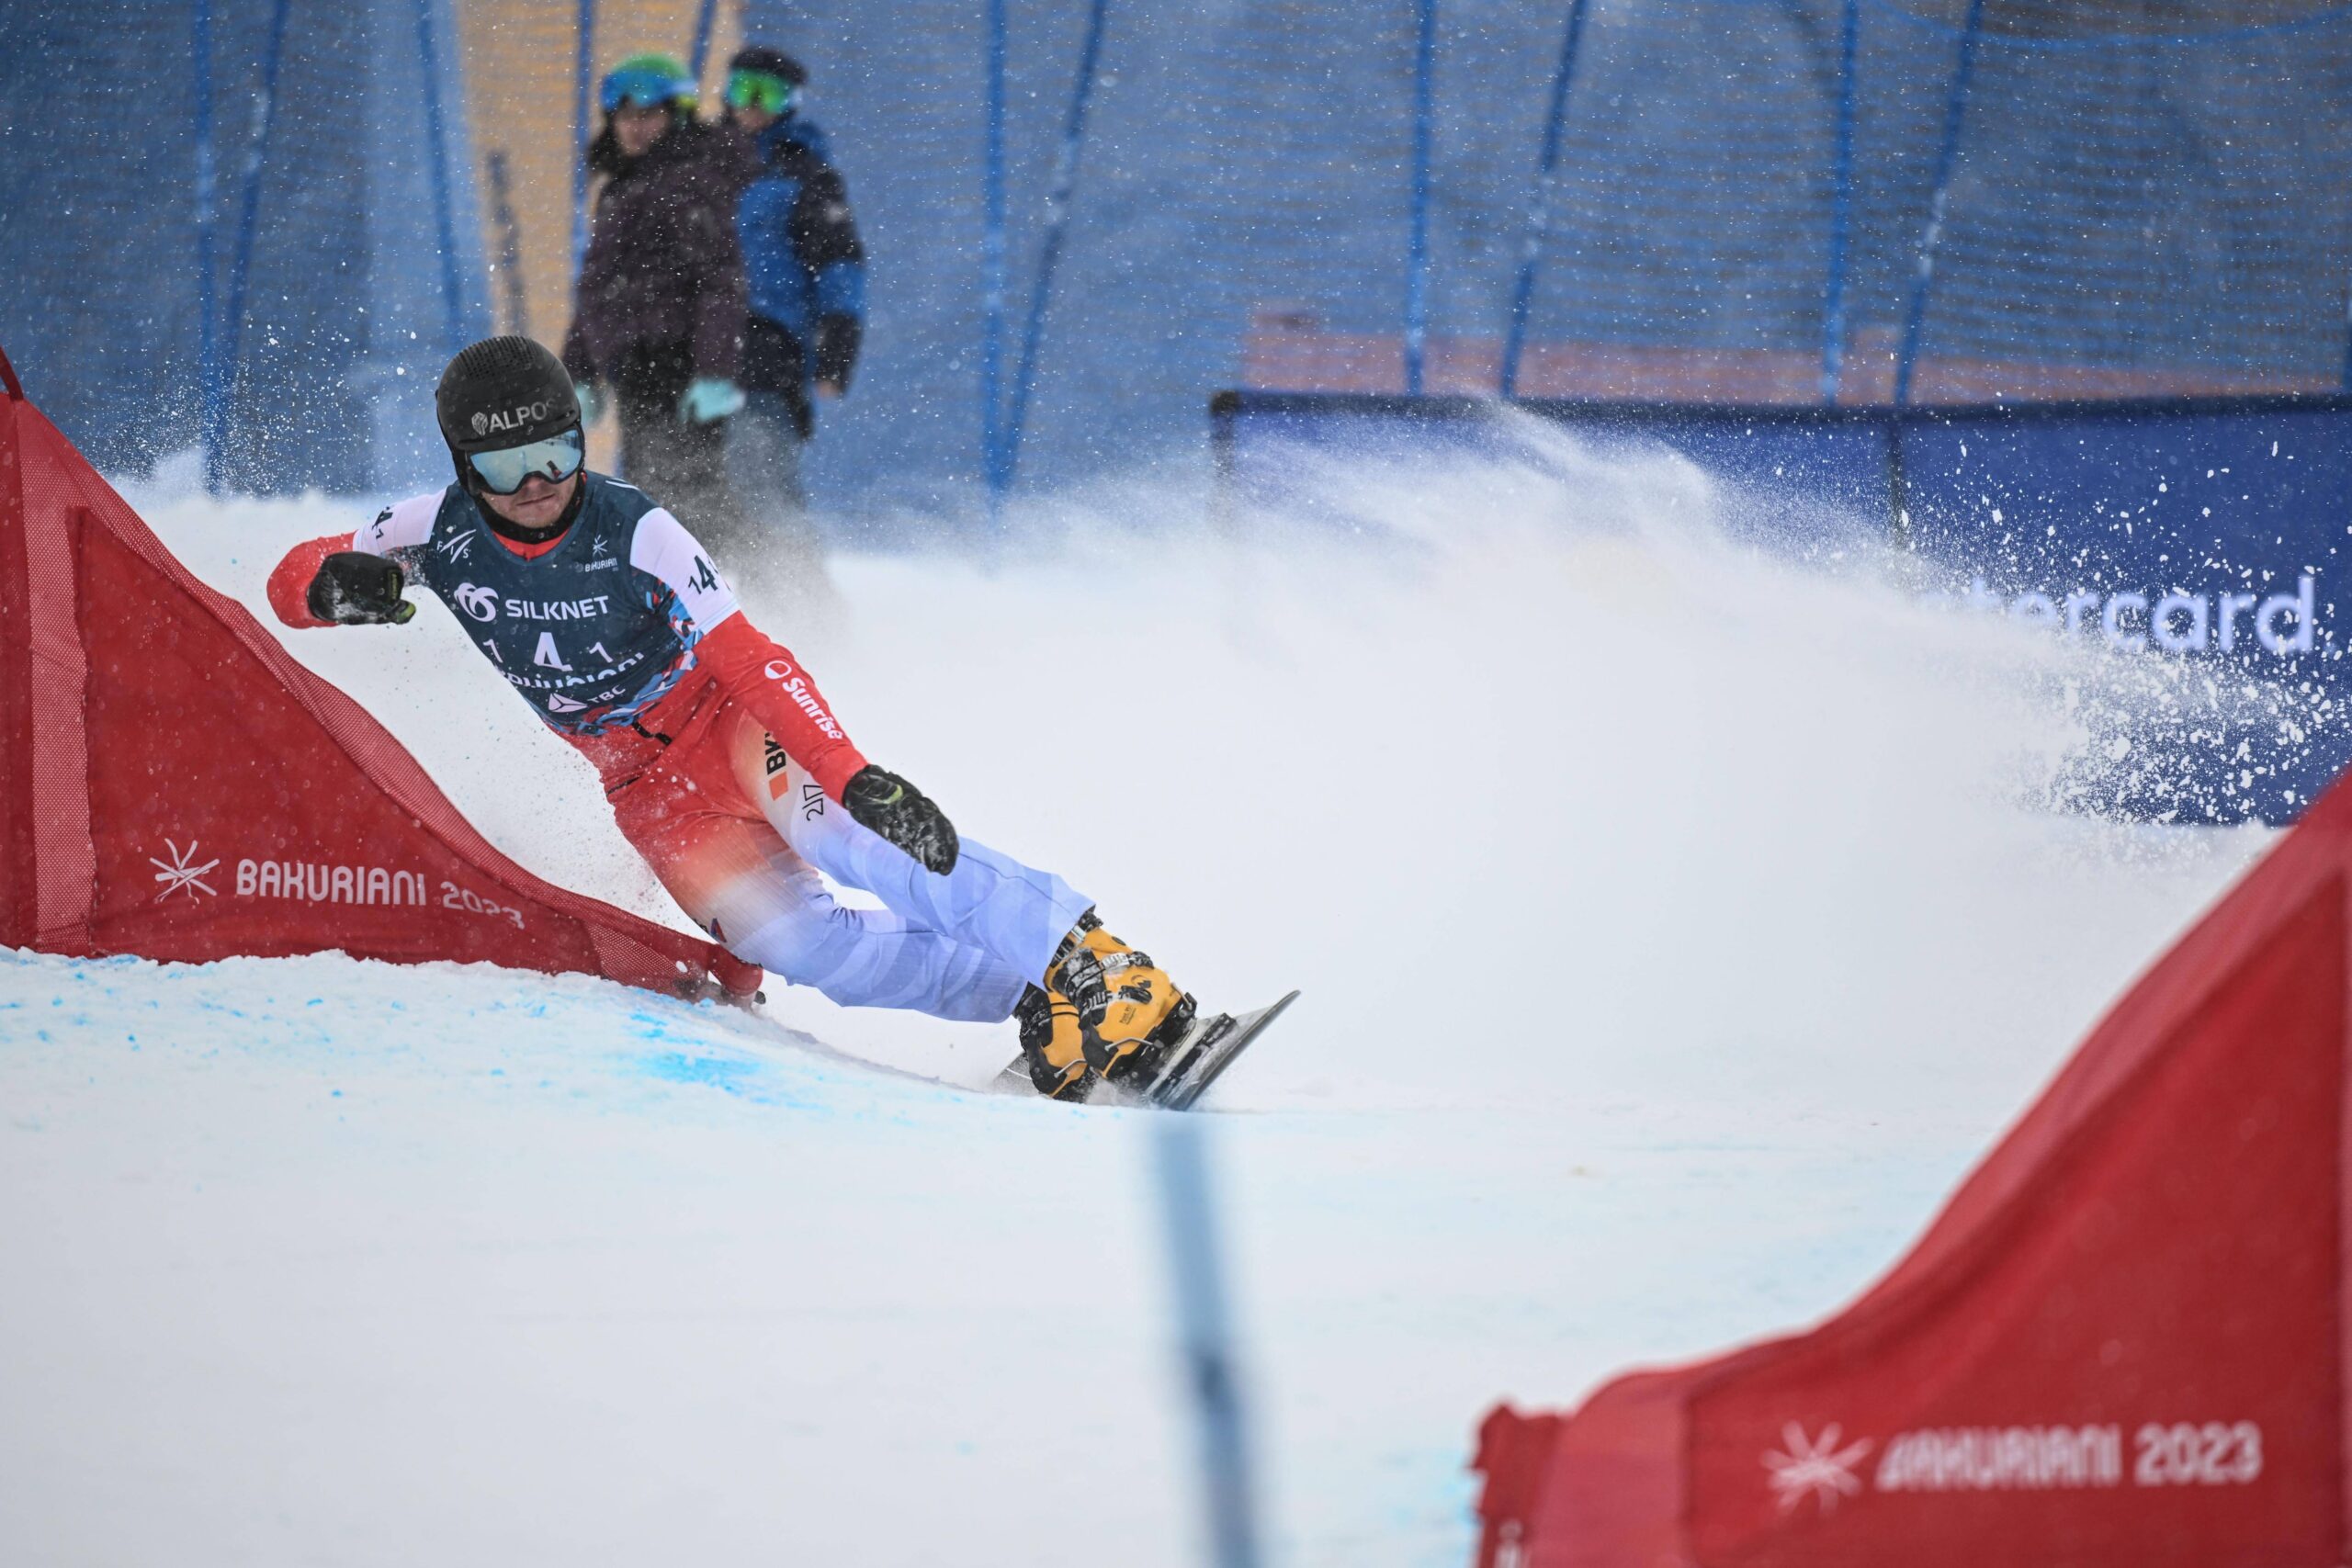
[466,427,584,495]
[601,63,695,114]
[725,68,795,115]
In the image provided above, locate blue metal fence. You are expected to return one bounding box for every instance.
[1499,0,1592,401]
[995,0,1110,501]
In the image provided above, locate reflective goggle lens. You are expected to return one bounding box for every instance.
[467,427,584,495]
[726,69,794,114]
[601,65,694,113]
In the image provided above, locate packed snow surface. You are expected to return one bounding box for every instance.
[2,430,2269,1564]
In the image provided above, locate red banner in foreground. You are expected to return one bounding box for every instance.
[0,344,758,1001]
[1476,740,2352,1565]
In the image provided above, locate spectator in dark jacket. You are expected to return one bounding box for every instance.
[719,46,865,537]
[561,52,754,556]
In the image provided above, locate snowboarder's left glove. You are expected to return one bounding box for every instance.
[842,765,959,874]
[308,551,415,626]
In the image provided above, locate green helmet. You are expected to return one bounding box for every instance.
[600,52,697,114]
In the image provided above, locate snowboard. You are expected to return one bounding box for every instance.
[992,991,1301,1110]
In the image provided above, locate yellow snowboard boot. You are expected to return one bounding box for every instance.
[1014,982,1091,1100]
[1044,910,1197,1089]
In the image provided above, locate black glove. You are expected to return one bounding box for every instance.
[308,551,415,626]
[842,765,959,874]
[811,314,861,392]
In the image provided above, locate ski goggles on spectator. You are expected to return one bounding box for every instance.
[466,427,584,495]
[601,63,695,113]
[725,69,795,115]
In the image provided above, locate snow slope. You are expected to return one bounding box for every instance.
[2,432,2268,1565]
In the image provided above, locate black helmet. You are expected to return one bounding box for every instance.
[728,44,807,87]
[435,336,580,486]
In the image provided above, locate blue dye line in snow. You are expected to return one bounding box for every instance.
[638,1051,791,1105]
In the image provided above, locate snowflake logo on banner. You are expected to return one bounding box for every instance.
[1764,1422,1872,1516]
[148,839,220,903]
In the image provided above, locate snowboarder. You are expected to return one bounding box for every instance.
[266,335,1187,1101]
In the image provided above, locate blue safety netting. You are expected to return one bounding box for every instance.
[787,0,2352,500]
[0,0,487,492]
[4,0,2349,502]
[1471,0,2352,398]
[1892,2,2352,389]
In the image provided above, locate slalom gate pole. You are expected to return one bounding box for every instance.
[981,0,1011,525]
[486,153,530,336]
[221,0,293,444]
[1001,0,1111,491]
[415,0,469,358]
[1152,1116,1264,1568]
[572,0,596,269]
[1403,0,1439,396]
[1894,0,1985,405]
[2333,280,2352,394]
[194,0,222,496]
[1499,0,1590,400]
[689,0,720,85]
[1818,0,1860,404]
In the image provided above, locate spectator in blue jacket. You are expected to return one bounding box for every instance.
[720,46,865,547]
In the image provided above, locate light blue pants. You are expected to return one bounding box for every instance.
[716,752,1090,1023]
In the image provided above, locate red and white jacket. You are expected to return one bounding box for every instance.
[268,476,868,799]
